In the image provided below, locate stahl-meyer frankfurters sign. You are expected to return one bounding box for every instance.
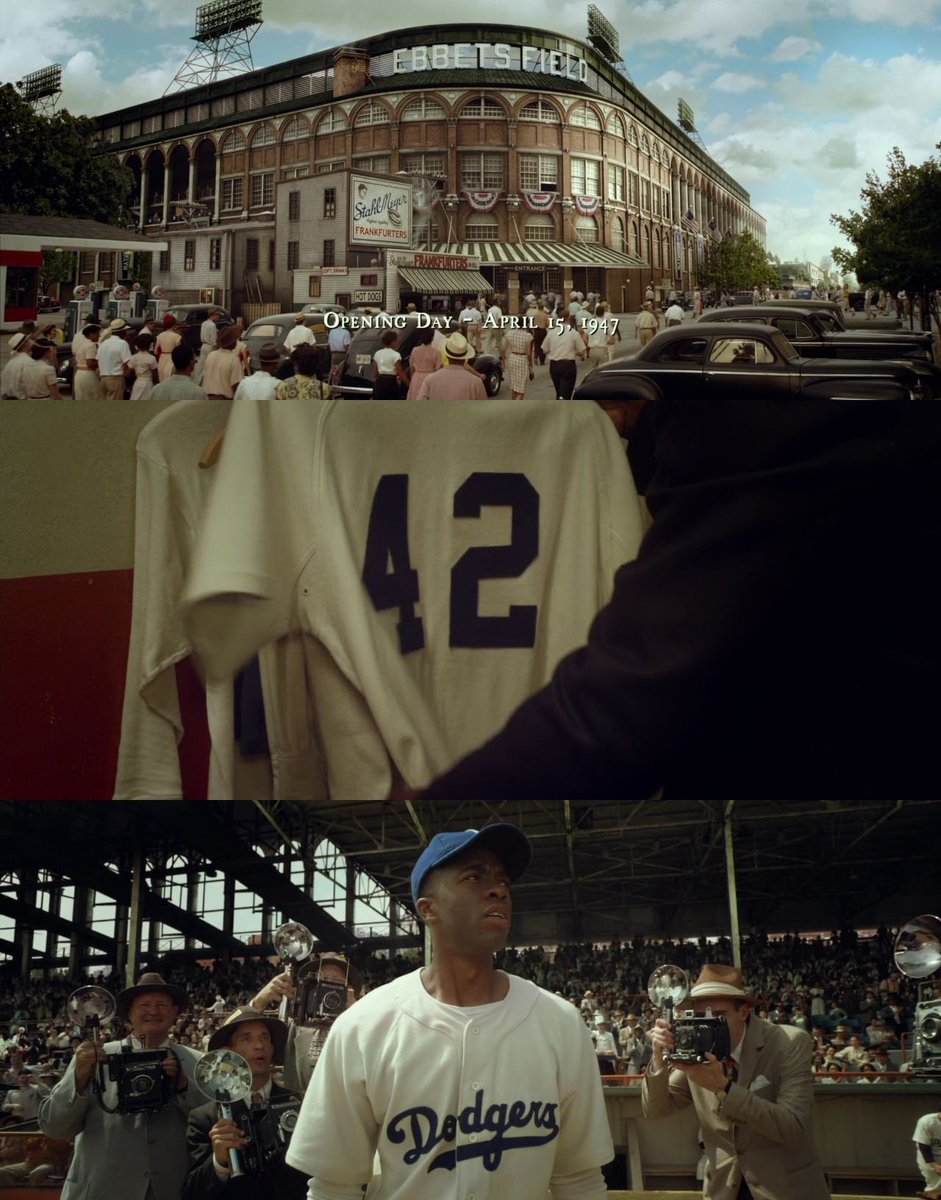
[350,174,413,247]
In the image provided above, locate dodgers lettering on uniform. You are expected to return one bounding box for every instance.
[386,1090,560,1172]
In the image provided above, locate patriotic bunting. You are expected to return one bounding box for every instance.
[574,194,600,216]
[522,191,557,212]
[707,218,722,242]
[681,209,699,235]
[462,190,501,212]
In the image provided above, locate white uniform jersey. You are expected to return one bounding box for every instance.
[182,397,643,797]
[286,970,613,1198]
[914,1111,941,1156]
[113,395,332,801]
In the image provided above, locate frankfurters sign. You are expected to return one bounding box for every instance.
[350,174,413,247]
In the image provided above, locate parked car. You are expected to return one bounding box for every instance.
[697,305,939,393]
[301,301,348,318]
[164,304,233,352]
[330,314,503,398]
[761,297,901,331]
[241,312,332,372]
[572,323,931,408]
[37,295,61,312]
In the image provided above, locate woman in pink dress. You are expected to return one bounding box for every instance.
[405,327,442,399]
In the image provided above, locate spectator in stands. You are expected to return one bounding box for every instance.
[594,1021,619,1075]
[642,963,830,1199]
[38,972,203,1200]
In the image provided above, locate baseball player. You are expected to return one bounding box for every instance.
[286,824,613,1198]
[914,1100,941,1199]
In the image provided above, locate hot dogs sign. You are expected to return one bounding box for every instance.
[350,175,414,247]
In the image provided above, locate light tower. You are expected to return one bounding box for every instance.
[17,65,63,117]
[677,98,707,152]
[165,0,263,95]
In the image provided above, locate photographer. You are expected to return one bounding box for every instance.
[248,954,361,1094]
[183,1008,306,1199]
[38,972,202,1200]
[641,964,829,1200]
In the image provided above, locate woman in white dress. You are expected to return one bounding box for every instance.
[127,331,158,400]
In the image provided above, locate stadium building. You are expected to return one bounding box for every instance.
[92,20,766,314]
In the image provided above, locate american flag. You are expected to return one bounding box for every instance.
[707,218,722,242]
[681,209,699,235]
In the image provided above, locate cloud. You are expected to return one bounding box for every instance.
[768,36,823,62]
[712,72,765,92]
[815,136,860,169]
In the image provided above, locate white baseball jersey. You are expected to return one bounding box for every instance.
[182,397,643,797]
[914,1111,941,1157]
[113,395,332,801]
[285,970,613,1198]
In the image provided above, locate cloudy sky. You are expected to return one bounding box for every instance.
[2,0,939,267]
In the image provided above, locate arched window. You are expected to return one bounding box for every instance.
[401,97,445,120]
[250,123,277,147]
[524,214,555,242]
[627,124,639,148]
[519,99,561,124]
[460,97,505,119]
[611,215,625,253]
[653,235,662,267]
[607,113,626,140]
[282,116,309,141]
[353,101,389,127]
[630,220,639,256]
[316,109,347,134]
[575,215,599,243]
[642,223,651,263]
[569,103,602,129]
[220,128,246,152]
[464,213,499,241]
[640,133,651,156]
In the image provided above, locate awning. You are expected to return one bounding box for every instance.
[428,241,647,269]
[398,267,492,294]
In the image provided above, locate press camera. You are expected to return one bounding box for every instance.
[272,922,355,1028]
[670,1010,732,1065]
[67,985,175,1116]
[647,964,733,1065]
[237,1095,302,1174]
[894,914,941,1076]
[104,1046,176,1114]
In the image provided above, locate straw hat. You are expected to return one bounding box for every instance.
[443,331,473,360]
[688,964,755,1003]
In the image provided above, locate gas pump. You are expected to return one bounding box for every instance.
[65,286,92,342]
[105,284,132,324]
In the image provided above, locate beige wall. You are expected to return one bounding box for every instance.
[1,400,168,579]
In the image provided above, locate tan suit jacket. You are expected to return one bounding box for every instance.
[641,1018,830,1200]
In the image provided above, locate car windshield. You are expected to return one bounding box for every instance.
[245,324,282,338]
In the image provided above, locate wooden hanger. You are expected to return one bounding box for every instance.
[198,430,225,469]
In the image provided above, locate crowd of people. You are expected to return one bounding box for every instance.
[0,923,925,1122]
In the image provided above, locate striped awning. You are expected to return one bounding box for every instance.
[398,267,492,293]
[428,241,647,269]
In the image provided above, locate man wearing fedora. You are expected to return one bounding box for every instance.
[233,343,282,401]
[248,953,363,1094]
[286,824,613,1198]
[642,963,829,1200]
[39,972,202,1200]
[415,332,487,400]
[183,1007,307,1199]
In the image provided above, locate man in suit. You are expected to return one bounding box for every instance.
[38,972,203,1200]
[183,1007,306,1198]
[641,964,829,1200]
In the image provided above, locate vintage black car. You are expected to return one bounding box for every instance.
[165,304,234,352]
[331,314,503,398]
[572,323,931,407]
[761,297,901,331]
[697,305,939,391]
[242,312,331,371]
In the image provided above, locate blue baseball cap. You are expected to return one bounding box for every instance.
[411,824,532,905]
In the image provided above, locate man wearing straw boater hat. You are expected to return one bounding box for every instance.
[183,1006,307,1198]
[39,972,202,1200]
[641,963,829,1200]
